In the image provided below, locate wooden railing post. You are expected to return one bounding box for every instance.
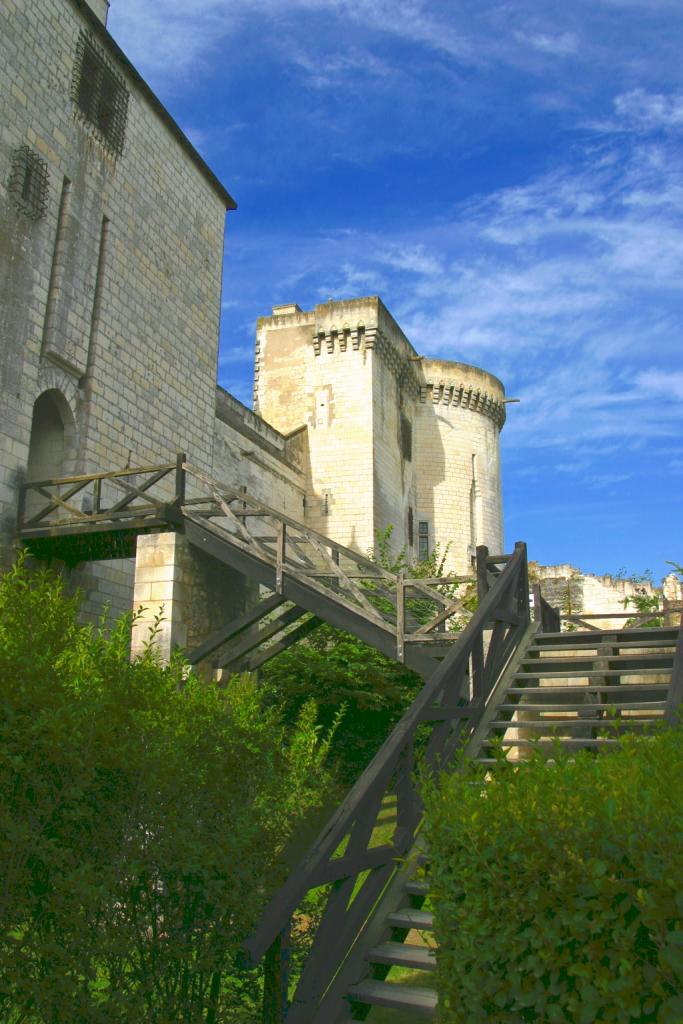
[515,541,530,623]
[16,484,27,532]
[476,545,489,604]
[471,632,485,704]
[665,609,683,727]
[276,521,286,595]
[395,739,417,843]
[263,924,291,1024]
[92,476,102,515]
[396,570,405,663]
[175,450,186,506]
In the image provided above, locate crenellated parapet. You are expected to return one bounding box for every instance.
[296,301,506,428]
[418,372,506,429]
[253,295,506,570]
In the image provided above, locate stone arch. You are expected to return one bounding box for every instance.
[25,389,77,518]
[33,365,80,427]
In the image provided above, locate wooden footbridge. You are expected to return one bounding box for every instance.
[18,458,683,1022]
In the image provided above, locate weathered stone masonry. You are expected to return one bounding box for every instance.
[254,298,506,574]
[1,0,235,618]
[1,0,506,636]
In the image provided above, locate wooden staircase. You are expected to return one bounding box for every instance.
[473,623,678,766]
[338,621,681,1021]
[17,457,475,678]
[15,459,683,1023]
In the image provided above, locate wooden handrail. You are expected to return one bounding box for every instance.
[531,584,561,632]
[242,543,531,1023]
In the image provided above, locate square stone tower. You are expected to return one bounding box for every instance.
[254,297,506,572]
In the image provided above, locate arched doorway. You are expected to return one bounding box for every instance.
[25,390,76,519]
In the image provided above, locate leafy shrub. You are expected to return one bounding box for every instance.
[258,527,475,784]
[0,554,335,1023]
[422,730,683,1023]
[258,622,423,784]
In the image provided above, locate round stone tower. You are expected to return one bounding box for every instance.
[413,358,505,574]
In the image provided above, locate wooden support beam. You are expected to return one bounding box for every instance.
[103,465,173,515]
[413,594,470,635]
[216,605,307,671]
[185,593,286,665]
[242,616,322,672]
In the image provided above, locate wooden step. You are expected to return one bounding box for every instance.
[367,941,436,971]
[536,622,679,638]
[386,907,434,931]
[520,655,673,673]
[406,879,430,897]
[497,701,667,713]
[483,737,620,748]
[506,684,669,695]
[513,667,672,680]
[527,638,677,653]
[534,628,678,644]
[488,717,662,731]
[347,979,437,1016]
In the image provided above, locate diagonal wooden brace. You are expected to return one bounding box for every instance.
[186,593,286,665]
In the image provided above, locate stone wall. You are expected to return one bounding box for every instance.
[532,563,682,628]
[213,387,306,519]
[1,0,508,637]
[0,0,234,619]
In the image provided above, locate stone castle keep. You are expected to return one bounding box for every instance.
[1,0,505,621]
[2,6,682,1017]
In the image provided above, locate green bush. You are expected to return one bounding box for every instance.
[258,527,474,785]
[422,730,683,1024]
[0,554,335,1023]
[258,622,424,784]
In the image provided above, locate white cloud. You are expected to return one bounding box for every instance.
[516,31,579,56]
[376,244,443,276]
[636,370,683,400]
[615,89,683,130]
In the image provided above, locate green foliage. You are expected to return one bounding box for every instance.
[0,554,335,1023]
[258,622,423,784]
[622,590,663,628]
[422,730,683,1023]
[259,527,474,783]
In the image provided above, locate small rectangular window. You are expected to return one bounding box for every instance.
[7,147,49,220]
[418,520,429,561]
[72,33,128,155]
[407,507,414,546]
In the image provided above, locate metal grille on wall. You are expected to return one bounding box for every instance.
[72,32,129,156]
[7,147,49,220]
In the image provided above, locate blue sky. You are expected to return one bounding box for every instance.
[108,0,682,582]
